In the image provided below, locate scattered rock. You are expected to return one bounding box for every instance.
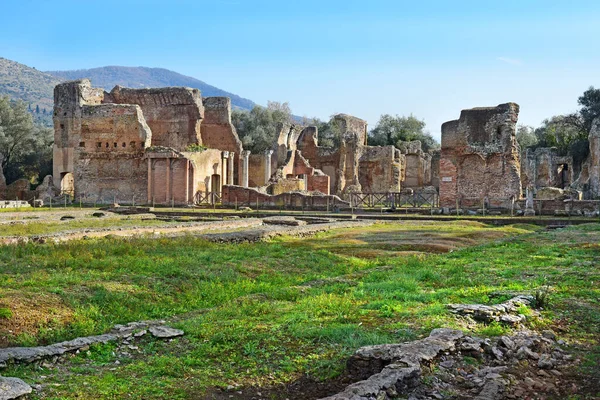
[148,326,184,339]
[447,295,535,325]
[0,376,32,400]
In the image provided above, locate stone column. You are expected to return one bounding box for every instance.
[241,150,250,188]
[264,150,273,185]
[221,151,229,193]
[524,185,535,216]
[227,152,235,185]
[165,158,171,204]
[147,158,152,204]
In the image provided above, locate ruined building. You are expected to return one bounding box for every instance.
[439,103,522,208]
[53,79,242,205]
[53,80,406,207]
[521,147,573,191]
[221,114,406,207]
[573,117,600,198]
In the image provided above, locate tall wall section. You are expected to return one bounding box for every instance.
[439,103,522,208]
[106,86,203,151]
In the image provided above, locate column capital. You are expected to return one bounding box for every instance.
[241,150,251,158]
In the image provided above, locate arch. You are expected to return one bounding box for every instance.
[60,172,74,197]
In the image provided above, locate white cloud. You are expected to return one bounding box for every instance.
[497,57,523,66]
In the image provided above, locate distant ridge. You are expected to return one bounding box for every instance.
[47,66,256,111]
[0,57,60,124]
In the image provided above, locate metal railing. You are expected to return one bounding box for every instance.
[349,191,439,209]
[194,191,221,205]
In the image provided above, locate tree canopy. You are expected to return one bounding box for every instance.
[0,96,53,184]
[578,86,600,132]
[232,101,292,153]
[368,114,439,152]
[516,125,538,151]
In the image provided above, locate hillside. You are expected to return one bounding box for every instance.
[0,57,60,125]
[47,66,256,111]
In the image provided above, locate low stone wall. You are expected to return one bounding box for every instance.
[0,200,31,209]
[222,185,349,210]
[516,199,600,215]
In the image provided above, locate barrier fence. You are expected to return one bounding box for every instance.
[349,191,439,209]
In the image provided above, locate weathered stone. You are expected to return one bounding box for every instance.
[439,103,522,209]
[53,79,245,207]
[537,354,554,369]
[521,147,573,191]
[572,117,600,198]
[0,376,32,400]
[262,216,307,226]
[0,322,179,365]
[148,326,184,339]
[447,295,533,325]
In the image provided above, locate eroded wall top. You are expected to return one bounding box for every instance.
[107,86,204,151]
[442,103,520,152]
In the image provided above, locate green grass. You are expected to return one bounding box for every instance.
[0,221,598,399]
[0,217,182,236]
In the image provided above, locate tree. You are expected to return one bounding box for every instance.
[532,115,589,166]
[232,101,293,153]
[368,114,438,152]
[301,116,342,148]
[516,125,538,151]
[578,86,600,132]
[0,96,53,184]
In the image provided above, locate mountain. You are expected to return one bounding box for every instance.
[47,66,256,111]
[0,57,60,125]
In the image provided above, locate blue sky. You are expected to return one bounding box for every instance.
[2,0,599,140]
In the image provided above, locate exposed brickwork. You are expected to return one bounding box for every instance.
[53,80,242,205]
[521,148,573,191]
[107,86,203,151]
[222,185,348,209]
[293,115,402,197]
[439,103,522,208]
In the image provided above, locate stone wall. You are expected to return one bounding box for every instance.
[53,79,105,191]
[147,148,225,205]
[53,79,244,205]
[200,97,243,185]
[439,103,522,208]
[295,115,400,197]
[359,146,401,192]
[573,117,600,198]
[107,86,203,151]
[521,147,573,191]
[222,185,349,210]
[397,140,433,189]
[75,104,151,203]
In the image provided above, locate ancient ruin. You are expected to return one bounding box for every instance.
[439,103,522,209]
[573,117,600,198]
[53,79,243,205]
[52,80,413,208]
[44,80,600,213]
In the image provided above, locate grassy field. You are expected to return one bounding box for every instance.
[0,217,183,237]
[0,220,598,399]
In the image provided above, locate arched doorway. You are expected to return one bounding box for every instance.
[60,172,74,197]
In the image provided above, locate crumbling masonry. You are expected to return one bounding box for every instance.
[53,79,242,205]
[439,103,522,208]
